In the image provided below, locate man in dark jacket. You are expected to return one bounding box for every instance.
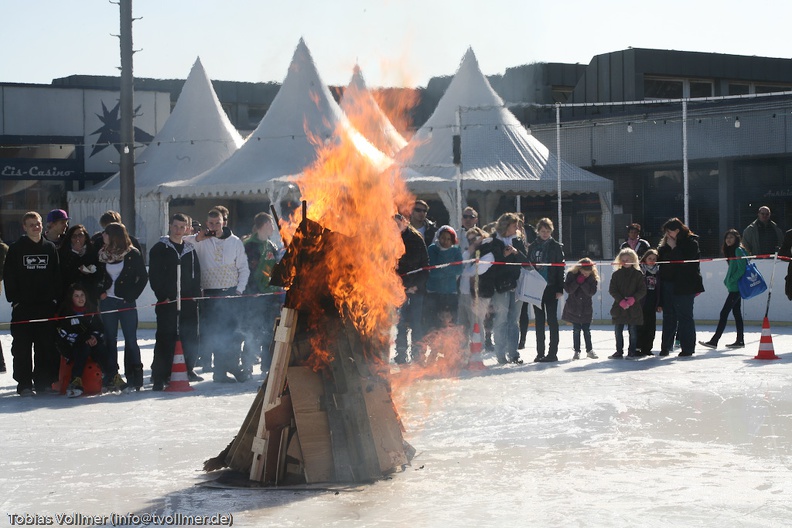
[410,200,438,247]
[395,213,429,364]
[3,211,61,395]
[148,213,203,390]
[620,223,651,258]
[742,206,784,257]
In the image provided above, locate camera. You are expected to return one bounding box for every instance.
[204,229,216,237]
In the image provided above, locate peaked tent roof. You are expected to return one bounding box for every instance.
[399,48,612,195]
[340,65,407,157]
[164,39,390,198]
[90,57,243,191]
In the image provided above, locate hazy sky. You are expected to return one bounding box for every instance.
[3,0,792,88]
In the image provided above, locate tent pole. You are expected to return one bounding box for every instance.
[556,103,562,246]
[455,107,463,231]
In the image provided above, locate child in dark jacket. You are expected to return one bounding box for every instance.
[637,249,661,356]
[56,284,107,397]
[562,258,599,359]
[609,248,647,359]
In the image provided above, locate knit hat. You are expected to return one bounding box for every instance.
[437,225,458,245]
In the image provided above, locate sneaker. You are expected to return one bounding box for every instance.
[698,340,717,349]
[508,356,523,365]
[678,351,695,357]
[67,377,84,398]
[538,355,558,363]
[213,373,236,383]
[533,354,545,363]
[187,371,204,382]
[586,350,599,359]
[658,350,670,357]
[572,351,581,360]
[725,341,745,349]
[233,369,251,383]
[608,352,624,359]
[152,381,165,391]
[18,388,34,397]
[625,353,640,360]
[105,373,128,392]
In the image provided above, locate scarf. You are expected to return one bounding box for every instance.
[98,245,131,264]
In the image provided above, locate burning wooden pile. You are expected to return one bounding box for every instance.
[204,207,413,486]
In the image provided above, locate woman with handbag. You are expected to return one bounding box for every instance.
[699,229,747,349]
[657,218,705,357]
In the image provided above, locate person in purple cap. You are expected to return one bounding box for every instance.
[44,209,70,249]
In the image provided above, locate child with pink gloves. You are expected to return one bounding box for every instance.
[609,248,647,359]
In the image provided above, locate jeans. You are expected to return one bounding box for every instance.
[241,293,284,374]
[637,290,658,354]
[424,292,460,331]
[99,296,142,381]
[711,291,744,344]
[572,322,593,352]
[10,304,59,392]
[151,299,199,383]
[202,288,243,376]
[491,290,522,361]
[615,324,638,355]
[533,293,560,357]
[395,292,425,362]
[660,282,697,354]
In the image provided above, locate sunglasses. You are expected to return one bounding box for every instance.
[462,214,477,219]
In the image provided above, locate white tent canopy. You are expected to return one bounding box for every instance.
[68,57,243,253]
[340,65,407,157]
[162,39,391,205]
[398,48,613,254]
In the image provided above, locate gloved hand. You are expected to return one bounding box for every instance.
[626,297,635,306]
[619,299,630,310]
[576,273,586,283]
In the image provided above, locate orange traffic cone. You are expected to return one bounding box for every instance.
[467,323,486,370]
[754,317,781,360]
[165,340,194,392]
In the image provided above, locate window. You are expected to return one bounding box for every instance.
[644,77,713,99]
[728,82,791,95]
[551,86,574,104]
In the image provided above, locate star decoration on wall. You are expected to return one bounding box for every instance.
[89,100,154,157]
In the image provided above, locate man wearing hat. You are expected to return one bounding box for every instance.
[44,209,70,249]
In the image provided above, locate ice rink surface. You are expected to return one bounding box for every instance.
[1,323,790,527]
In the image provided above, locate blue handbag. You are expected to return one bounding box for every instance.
[738,262,768,299]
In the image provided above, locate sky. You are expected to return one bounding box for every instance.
[3,1,792,89]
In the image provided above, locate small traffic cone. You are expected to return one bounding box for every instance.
[467,323,486,370]
[754,317,780,360]
[165,340,194,392]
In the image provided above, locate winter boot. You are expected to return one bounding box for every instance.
[130,365,144,391]
[533,353,545,362]
[586,350,598,359]
[572,351,580,360]
[67,377,83,398]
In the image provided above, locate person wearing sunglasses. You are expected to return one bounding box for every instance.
[410,200,437,247]
[459,207,479,252]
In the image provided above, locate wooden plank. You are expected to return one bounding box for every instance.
[249,307,298,482]
[224,384,265,472]
[288,366,335,484]
[362,381,409,473]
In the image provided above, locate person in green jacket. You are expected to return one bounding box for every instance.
[700,229,747,350]
[241,212,284,375]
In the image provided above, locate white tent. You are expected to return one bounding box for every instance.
[340,65,407,157]
[68,57,243,253]
[398,48,614,255]
[162,39,391,207]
